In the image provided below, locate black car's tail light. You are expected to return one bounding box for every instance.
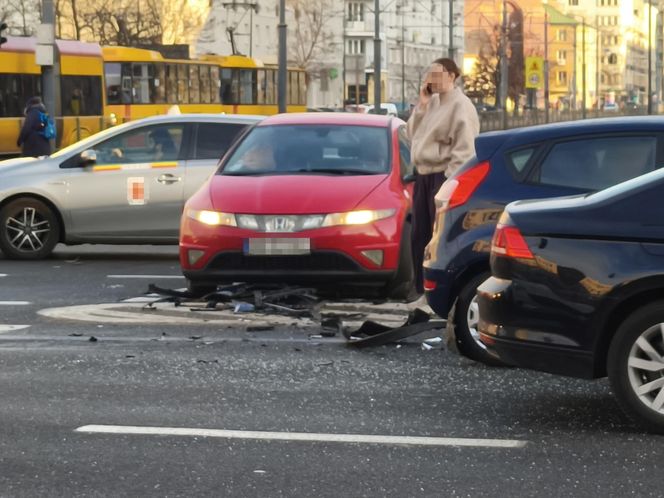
[436,161,490,211]
[491,215,534,260]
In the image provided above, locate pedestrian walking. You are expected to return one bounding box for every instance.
[17,96,53,157]
[406,58,480,295]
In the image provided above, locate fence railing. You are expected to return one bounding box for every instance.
[479,108,652,133]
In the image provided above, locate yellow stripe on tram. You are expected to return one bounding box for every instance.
[150,162,178,169]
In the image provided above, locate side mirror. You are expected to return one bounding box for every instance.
[79,149,97,166]
[402,168,416,184]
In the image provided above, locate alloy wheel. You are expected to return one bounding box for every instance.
[466,295,487,351]
[627,323,664,415]
[5,207,51,253]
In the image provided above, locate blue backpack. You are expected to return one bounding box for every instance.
[38,111,56,140]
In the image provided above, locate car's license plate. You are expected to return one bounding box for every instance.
[244,238,311,256]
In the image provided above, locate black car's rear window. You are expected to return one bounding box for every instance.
[220,124,390,175]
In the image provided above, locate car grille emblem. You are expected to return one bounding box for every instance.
[266,216,296,233]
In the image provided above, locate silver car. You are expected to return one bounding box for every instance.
[0,114,262,259]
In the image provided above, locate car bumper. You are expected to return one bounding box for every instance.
[476,277,596,379]
[423,267,457,318]
[180,216,402,288]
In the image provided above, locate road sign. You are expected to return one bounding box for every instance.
[525,56,544,89]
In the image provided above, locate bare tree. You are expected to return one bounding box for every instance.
[4,0,40,36]
[287,0,340,72]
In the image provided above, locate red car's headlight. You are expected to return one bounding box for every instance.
[187,209,237,227]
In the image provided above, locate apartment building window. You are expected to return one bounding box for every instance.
[558,29,567,42]
[557,50,567,64]
[347,2,365,22]
[347,39,366,54]
[557,71,568,85]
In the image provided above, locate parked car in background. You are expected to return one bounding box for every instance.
[345,103,399,117]
[425,117,664,365]
[477,168,664,433]
[0,114,261,259]
[180,113,416,299]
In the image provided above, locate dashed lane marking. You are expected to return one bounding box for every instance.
[0,301,31,305]
[0,274,7,277]
[75,424,527,449]
[0,325,30,333]
[107,275,185,279]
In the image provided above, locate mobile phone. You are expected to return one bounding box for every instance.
[425,83,433,95]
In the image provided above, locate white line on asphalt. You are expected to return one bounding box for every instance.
[107,275,185,279]
[0,325,30,333]
[75,425,527,449]
[0,274,7,277]
[0,301,31,305]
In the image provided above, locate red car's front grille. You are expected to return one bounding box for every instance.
[207,252,361,272]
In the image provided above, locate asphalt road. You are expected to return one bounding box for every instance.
[0,244,662,497]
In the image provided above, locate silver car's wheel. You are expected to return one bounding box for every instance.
[466,295,486,350]
[0,198,60,260]
[627,324,664,414]
[6,207,51,252]
[608,302,664,434]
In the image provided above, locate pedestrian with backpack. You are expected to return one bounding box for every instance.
[17,96,53,157]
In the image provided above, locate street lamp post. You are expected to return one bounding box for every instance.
[582,19,586,119]
[278,0,287,113]
[374,0,381,112]
[648,0,653,115]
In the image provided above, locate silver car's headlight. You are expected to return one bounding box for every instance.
[187,209,237,227]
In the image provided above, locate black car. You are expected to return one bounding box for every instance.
[477,169,664,433]
[424,117,664,365]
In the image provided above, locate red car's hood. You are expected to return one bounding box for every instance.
[209,174,388,214]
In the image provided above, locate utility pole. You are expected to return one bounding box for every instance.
[648,0,653,114]
[278,0,287,113]
[582,19,586,119]
[448,0,454,60]
[544,7,549,123]
[400,1,405,112]
[499,0,508,128]
[39,0,60,142]
[373,0,381,112]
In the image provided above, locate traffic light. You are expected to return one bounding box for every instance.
[0,23,7,47]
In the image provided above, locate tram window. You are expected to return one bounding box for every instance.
[211,68,221,103]
[177,64,189,104]
[289,71,297,105]
[220,68,239,104]
[239,70,255,105]
[200,66,211,104]
[61,76,102,116]
[0,74,41,117]
[153,64,166,104]
[189,65,201,103]
[298,72,306,105]
[131,63,151,104]
[104,63,123,105]
[256,70,266,105]
[166,64,178,104]
[266,69,276,105]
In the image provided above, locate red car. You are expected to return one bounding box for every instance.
[179,113,415,299]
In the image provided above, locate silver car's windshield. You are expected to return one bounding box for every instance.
[50,121,135,159]
[221,124,390,176]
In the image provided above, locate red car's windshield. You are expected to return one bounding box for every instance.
[220,124,390,176]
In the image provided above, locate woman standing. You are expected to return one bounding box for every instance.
[17,96,52,157]
[407,58,480,295]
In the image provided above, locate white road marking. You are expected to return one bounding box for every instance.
[75,425,527,449]
[0,325,30,333]
[0,274,7,277]
[107,275,185,279]
[0,301,31,305]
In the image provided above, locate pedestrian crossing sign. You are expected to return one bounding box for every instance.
[525,56,544,89]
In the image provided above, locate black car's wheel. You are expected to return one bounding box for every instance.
[447,272,508,367]
[186,279,217,297]
[608,302,664,434]
[0,198,60,260]
[385,221,416,300]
